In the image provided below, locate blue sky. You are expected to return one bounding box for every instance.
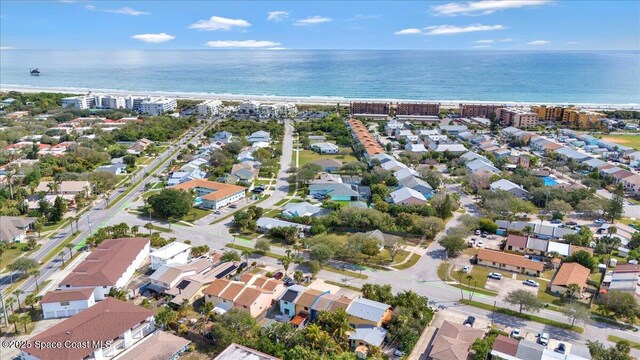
[1,1,638,50]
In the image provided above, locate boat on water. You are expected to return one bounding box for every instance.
[30,68,41,76]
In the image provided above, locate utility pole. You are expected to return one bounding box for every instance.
[0,290,8,327]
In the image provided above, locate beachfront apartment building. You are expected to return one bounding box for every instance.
[396,102,440,116]
[141,97,177,115]
[496,108,539,128]
[350,102,390,116]
[562,108,605,128]
[531,105,565,121]
[197,99,223,117]
[459,103,505,118]
[61,95,97,110]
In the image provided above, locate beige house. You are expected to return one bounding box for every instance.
[203,275,284,318]
[477,249,544,276]
[36,180,91,196]
[549,262,590,296]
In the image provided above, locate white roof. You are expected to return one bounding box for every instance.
[490,179,526,192]
[547,241,570,257]
[150,242,191,260]
[390,187,427,204]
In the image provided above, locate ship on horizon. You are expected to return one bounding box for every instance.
[30,68,41,76]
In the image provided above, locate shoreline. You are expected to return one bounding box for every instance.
[2,84,639,110]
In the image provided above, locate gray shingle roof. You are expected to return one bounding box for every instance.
[347,298,390,323]
[349,326,387,347]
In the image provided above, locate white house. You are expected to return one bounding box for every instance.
[246,131,271,144]
[150,242,192,270]
[197,99,223,117]
[490,179,529,199]
[140,98,177,116]
[311,142,339,154]
[20,298,155,360]
[58,238,150,300]
[389,187,428,205]
[41,288,96,319]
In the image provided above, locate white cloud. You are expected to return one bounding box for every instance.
[190,16,251,31]
[396,24,505,36]
[85,5,149,15]
[0,46,15,50]
[267,47,287,50]
[267,11,289,22]
[350,14,380,20]
[424,24,505,35]
[432,0,551,16]
[395,28,423,35]
[131,33,176,43]
[472,45,492,48]
[566,41,579,45]
[205,40,282,48]
[527,40,550,45]
[294,16,332,26]
[474,38,513,43]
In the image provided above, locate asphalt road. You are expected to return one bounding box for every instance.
[0,124,208,304]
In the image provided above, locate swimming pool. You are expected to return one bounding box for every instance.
[543,176,558,186]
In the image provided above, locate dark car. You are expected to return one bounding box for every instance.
[252,188,264,193]
[274,272,284,280]
[551,219,562,224]
[565,221,578,226]
[229,204,238,209]
[555,343,566,354]
[238,262,248,270]
[463,316,476,327]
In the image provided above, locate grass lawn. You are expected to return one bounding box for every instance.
[141,189,161,200]
[465,265,509,289]
[608,335,640,349]
[147,224,173,233]
[325,280,362,292]
[392,253,421,270]
[263,209,281,218]
[460,299,584,333]
[182,208,210,222]
[0,243,32,269]
[297,148,358,167]
[601,135,640,151]
[437,262,449,281]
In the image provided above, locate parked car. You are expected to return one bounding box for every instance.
[476,240,484,247]
[551,219,562,224]
[238,262,248,270]
[273,272,284,280]
[555,343,566,354]
[523,279,540,287]
[463,316,476,327]
[510,328,521,338]
[488,272,503,280]
[565,221,578,226]
[394,347,406,357]
[475,230,481,235]
[595,218,607,225]
[214,210,222,214]
[629,259,639,265]
[229,204,238,209]
[538,332,550,346]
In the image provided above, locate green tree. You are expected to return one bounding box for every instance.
[597,291,640,322]
[360,237,381,260]
[505,289,543,313]
[8,258,38,277]
[588,340,631,360]
[608,184,624,222]
[108,287,127,301]
[309,244,334,265]
[563,302,592,327]
[148,189,194,219]
[254,239,271,254]
[202,301,214,321]
[565,250,597,271]
[221,250,241,262]
[8,313,20,334]
[155,307,178,330]
[439,233,467,257]
[361,284,394,304]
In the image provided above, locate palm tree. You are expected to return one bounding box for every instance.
[456,269,465,299]
[25,294,41,310]
[144,222,153,235]
[566,283,581,299]
[241,249,252,264]
[131,225,140,236]
[0,241,7,264]
[202,301,213,322]
[5,297,16,312]
[8,313,20,334]
[13,289,23,310]
[294,270,304,284]
[27,237,38,251]
[65,243,74,258]
[31,270,41,290]
[59,251,66,266]
[304,324,323,349]
[19,313,32,333]
[281,256,292,277]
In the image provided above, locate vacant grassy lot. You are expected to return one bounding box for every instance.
[297,148,358,167]
[601,135,640,151]
[0,243,32,270]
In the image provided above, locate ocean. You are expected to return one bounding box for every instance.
[1,50,639,104]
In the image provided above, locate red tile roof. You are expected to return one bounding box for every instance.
[22,298,153,360]
[551,262,590,288]
[170,179,246,201]
[492,335,519,356]
[59,238,149,287]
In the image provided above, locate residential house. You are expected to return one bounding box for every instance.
[428,320,484,360]
[228,167,257,187]
[309,182,360,201]
[311,142,340,154]
[346,298,392,328]
[603,264,640,298]
[36,180,91,197]
[95,163,127,175]
[203,276,284,318]
[398,176,434,199]
[167,169,207,186]
[313,159,343,172]
[0,216,35,242]
[405,143,428,153]
[308,135,326,143]
[490,179,529,199]
[466,159,500,175]
[362,229,401,250]
[171,179,246,210]
[282,202,329,218]
[127,138,153,155]
[310,294,353,321]
[115,330,191,360]
[149,260,213,292]
[349,326,387,349]
[162,261,237,307]
[525,237,549,256]
[214,344,279,360]
[256,217,311,232]
[58,238,150,300]
[439,125,468,135]
[389,187,428,205]
[293,289,326,326]
[150,242,191,270]
[246,131,271,144]
[20,298,155,360]
[348,119,385,162]
[549,262,590,296]
[428,143,468,153]
[490,335,520,359]
[460,151,491,164]
[547,241,570,257]
[41,288,96,319]
[278,285,306,319]
[477,249,544,276]
[211,131,234,145]
[505,234,528,253]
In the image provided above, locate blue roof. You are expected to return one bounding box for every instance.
[347,298,390,323]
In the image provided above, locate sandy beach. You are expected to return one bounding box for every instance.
[1,84,639,110]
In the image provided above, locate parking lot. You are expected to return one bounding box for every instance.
[467,233,504,251]
[484,272,538,299]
